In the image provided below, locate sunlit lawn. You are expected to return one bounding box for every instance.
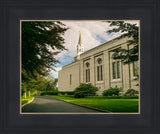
[21,96,34,105]
[49,95,139,113]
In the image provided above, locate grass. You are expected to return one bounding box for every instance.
[21,96,34,105]
[49,95,139,113]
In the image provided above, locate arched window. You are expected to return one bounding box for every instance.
[97,58,102,64]
[112,61,121,79]
[97,58,103,81]
[85,62,90,82]
[86,62,90,68]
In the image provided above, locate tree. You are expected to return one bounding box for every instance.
[45,77,58,91]
[21,82,27,98]
[22,21,68,78]
[107,21,139,64]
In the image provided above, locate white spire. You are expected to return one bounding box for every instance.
[78,30,82,45]
[76,30,84,60]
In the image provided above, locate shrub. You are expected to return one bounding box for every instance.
[102,87,121,96]
[40,92,45,96]
[74,83,98,98]
[40,89,58,96]
[124,89,139,96]
[58,91,74,96]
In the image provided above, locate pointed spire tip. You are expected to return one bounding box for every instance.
[78,30,82,45]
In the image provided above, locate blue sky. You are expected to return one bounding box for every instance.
[50,20,139,78]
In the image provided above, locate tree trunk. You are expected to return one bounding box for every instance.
[24,88,26,98]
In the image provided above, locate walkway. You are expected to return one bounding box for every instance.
[22,95,102,113]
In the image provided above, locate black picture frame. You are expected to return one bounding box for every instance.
[0,0,160,134]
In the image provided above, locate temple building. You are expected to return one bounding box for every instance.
[58,31,139,95]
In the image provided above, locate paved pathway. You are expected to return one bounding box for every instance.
[22,96,102,113]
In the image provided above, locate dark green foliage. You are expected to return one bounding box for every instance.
[124,89,139,96]
[74,91,85,98]
[21,74,58,97]
[58,91,74,96]
[41,90,74,96]
[21,21,68,101]
[107,21,139,64]
[102,87,121,96]
[22,21,68,77]
[45,78,58,91]
[74,83,98,98]
[40,90,58,96]
[21,82,27,95]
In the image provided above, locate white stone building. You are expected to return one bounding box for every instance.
[58,31,139,95]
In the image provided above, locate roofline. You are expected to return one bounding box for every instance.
[79,34,127,56]
[61,34,127,69]
[60,60,78,69]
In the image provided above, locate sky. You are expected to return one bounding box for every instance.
[50,20,139,78]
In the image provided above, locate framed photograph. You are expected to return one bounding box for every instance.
[0,0,160,133]
[20,20,140,114]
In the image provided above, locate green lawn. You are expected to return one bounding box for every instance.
[21,96,34,105]
[49,95,139,113]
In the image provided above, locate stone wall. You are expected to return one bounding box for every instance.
[58,62,80,91]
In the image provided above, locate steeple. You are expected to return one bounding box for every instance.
[78,30,82,45]
[76,30,84,60]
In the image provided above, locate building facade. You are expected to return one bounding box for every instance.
[58,32,139,95]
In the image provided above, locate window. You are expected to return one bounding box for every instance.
[112,61,121,79]
[70,74,72,85]
[85,62,90,82]
[117,61,120,78]
[112,62,116,79]
[97,58,102,64]
[97,66,99,81]
[133,61,138,76]
[86,62,90,68]
[97,58,103,81]
[100,65,103,80]
[97,65,103,81]
[86,69,90,82]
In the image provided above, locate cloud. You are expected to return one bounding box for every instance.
[50,20,139,78]
[50,66,62,78]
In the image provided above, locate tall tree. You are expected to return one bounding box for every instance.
[107,21,139,64]
[22,21,68,78]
